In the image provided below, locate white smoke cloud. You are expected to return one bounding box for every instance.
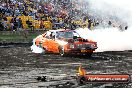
[87,0,132,26]
[76,28,132,52]
[76,0,132,52]
[31,38,44,53]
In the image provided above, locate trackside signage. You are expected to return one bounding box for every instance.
[84,74,130,83]
[78,65,131,83]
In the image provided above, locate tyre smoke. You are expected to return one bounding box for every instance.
[31,37,44,53]
[76,0,132,52]
[87,0,132,26]
[76,27,132,52]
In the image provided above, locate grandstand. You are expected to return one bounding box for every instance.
[1,0,125,31]
[0,0,96,31]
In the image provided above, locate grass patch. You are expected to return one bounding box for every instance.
[0,32,40,43]
[0,34,38,40]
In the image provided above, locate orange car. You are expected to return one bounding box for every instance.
[35,29,97,57]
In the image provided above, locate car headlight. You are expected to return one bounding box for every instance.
[70,44,74,48]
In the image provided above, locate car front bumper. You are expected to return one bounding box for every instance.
[65,48,96,55]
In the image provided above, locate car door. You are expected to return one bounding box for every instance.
[42,31,51,51]
[48,32,59,53]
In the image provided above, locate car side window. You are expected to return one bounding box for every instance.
[45,31,55,39]
[56,32,60,39]
[45,35,50,39]
[45,32,51,39]
[50,32,56,39]
[57,32,64,38]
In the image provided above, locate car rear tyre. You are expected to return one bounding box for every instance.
[59,46,67,56]
[43,47,47,54]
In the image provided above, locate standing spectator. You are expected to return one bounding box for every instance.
[17,18,22,30]
[10,18,14,31]
[88,19,92,30]
[0,21,4,31]
[40,20,45,30]
[2,18,8,30]
[26,20,34,31]
[13,17,18,31]
[125,26,128,30]
[10,22,14,31]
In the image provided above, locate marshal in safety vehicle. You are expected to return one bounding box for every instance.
[35,29,97,57]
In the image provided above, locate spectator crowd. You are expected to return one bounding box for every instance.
[0,0,128,31]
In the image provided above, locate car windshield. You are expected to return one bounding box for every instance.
[56,31,80,39]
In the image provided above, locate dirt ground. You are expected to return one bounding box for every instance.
[0,44,132,88]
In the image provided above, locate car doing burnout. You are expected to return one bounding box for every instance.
[35,29,97,57]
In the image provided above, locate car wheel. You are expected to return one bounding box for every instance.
[35,42,37,46]
[43,47,47,54]
[59,46,66,56]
